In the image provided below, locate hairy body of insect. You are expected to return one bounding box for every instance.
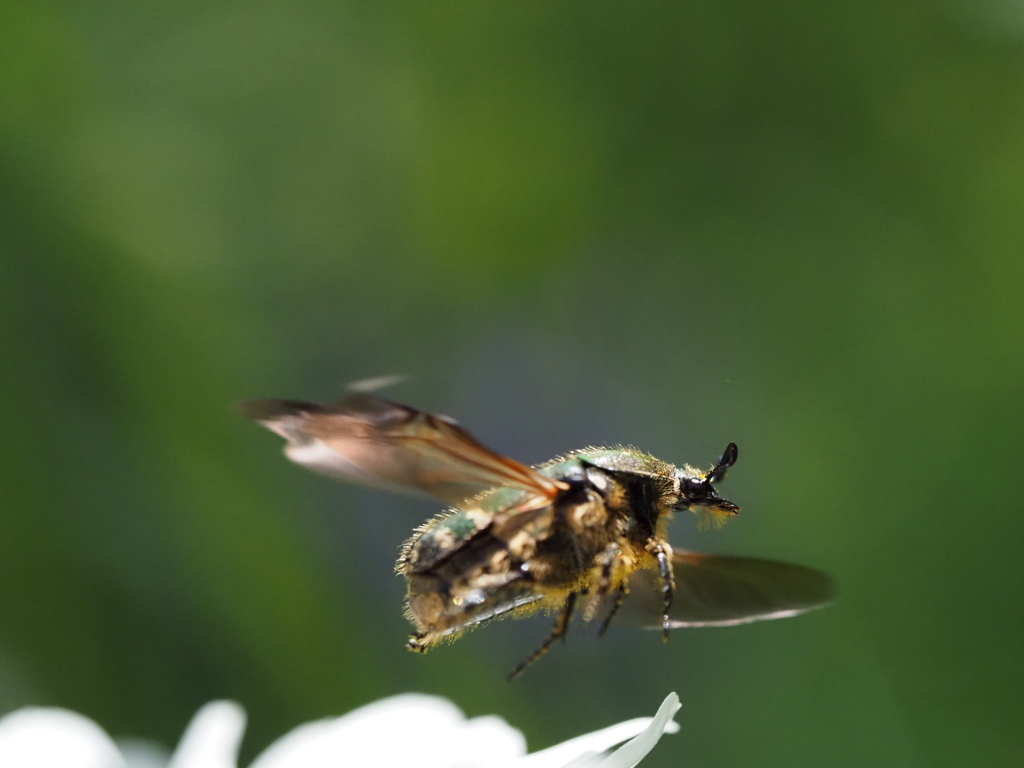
[397,447,737,675]
[240,390,832,678]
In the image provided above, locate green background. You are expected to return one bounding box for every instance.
[2,3,1022,766]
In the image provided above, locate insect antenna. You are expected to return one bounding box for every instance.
[507,593,578,681]
[707,442,739,484]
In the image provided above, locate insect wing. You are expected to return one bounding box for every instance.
[239,393,565,507]
[622,553,834,628]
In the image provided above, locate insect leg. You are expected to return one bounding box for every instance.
[406,632,433,653]
[597,582,628,638]
[646,539,675,641]
[583,542,620,622]
[507,592,578,681]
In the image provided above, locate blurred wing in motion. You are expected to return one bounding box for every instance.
[622,553,835,628]
[238,392,566,508]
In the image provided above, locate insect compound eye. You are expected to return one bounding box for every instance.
[677,476,705,501]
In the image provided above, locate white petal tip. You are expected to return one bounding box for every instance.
[168,700,246,768]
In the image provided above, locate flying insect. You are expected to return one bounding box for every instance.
[239,390,833,678]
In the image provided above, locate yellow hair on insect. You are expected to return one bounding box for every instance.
[696,506,737,531]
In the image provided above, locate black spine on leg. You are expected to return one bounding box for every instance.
[598,583,628,638]
[654,545,674,641]
[584,541,620,622]
[507,592,578,681]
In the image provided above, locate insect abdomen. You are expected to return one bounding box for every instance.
[404,527,545,648]
[403,508,491,572]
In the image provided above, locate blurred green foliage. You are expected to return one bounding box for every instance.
[2,2,1023,766]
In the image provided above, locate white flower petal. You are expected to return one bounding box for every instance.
[512,694,679,768]
[117,737,171,768]
[592,693,680,768]
[0,692,680,768]
[512,720,645,768]
[538,752,601,768]
[167,701,245,768]
[0,707,127,768]
[249,693,526,768]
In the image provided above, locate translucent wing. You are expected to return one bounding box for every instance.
[238,392,566,507]
[622,553,835,628]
